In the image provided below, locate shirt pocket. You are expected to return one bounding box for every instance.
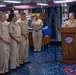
[2,25,7,33]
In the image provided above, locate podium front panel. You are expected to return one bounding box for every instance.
[61,33,76,60]
[59,27,76,64]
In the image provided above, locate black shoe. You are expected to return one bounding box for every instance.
[0,73,5,75]
[5,71,11,74]
[20,64,25,66]
[34,51,41,52]
[24,61,31,64]
[10,69,17,72]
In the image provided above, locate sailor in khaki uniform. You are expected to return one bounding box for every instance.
[4,21,10,25]
[8,13,21,69]
[0,13,11,74]
[31,14,43,51]
[62,12,76,27]
[17,13,30,64]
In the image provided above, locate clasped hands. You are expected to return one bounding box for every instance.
[16,38,22,43]
[34,29,40,32]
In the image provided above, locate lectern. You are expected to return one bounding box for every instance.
[59,27,76,64]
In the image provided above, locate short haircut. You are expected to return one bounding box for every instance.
[69,12,75,16]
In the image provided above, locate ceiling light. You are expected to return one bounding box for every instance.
[14,5,30,9]
[53,0,73,3]
[0,2,6,7]
[73,0,76,1]
[3,0,21,3]
[37,3,48,6]
[0,4,6,7]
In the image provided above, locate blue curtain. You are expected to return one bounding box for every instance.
[45,7,61,40]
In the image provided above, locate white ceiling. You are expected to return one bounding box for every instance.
[2,0,53,4]
[1,0,76,4]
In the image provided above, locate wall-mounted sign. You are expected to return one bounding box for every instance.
[64,37,73,44]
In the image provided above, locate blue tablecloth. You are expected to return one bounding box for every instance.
[29,27,52,36]
[41,27,52,36]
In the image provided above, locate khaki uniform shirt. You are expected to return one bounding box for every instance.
[4,21,10,25]
[0,22,10,40]
[8,22,21,37]
[31,19,43,30]
[17,20,29,35]
[62,19,76,27]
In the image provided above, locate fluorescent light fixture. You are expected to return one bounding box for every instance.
[0,2,6,7]
[53,0,73,3]
[37,3,48,6]
[0,4,6,7]
[14,5,30,8]
[3,0,21,3]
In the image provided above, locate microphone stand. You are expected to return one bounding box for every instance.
[44,22,61,63]
[54,22,62,61]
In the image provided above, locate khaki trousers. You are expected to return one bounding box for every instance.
[0,40,10,74]
[19,36,29,64]
[32,30,42,51]
[10,39,20,69]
